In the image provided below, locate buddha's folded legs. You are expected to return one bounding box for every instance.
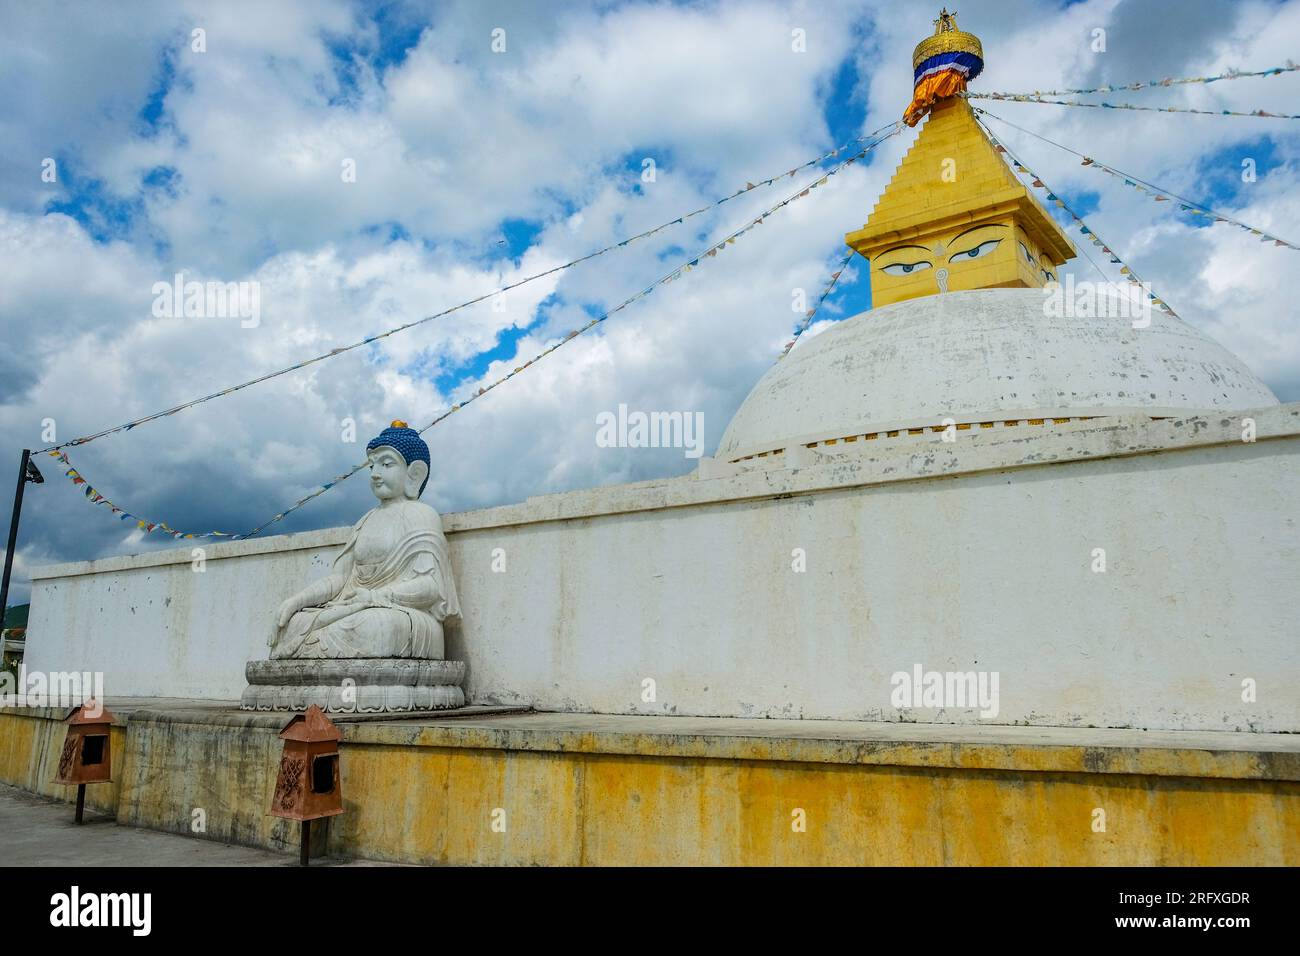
[271,606,444,660]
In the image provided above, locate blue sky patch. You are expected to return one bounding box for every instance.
[432,320,536,396]
[45,167,140,243]
[136,52,176,137]
[1192,136,1283,215]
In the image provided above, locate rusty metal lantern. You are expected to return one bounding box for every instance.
[53,699,115,824]
[270,704,343,864]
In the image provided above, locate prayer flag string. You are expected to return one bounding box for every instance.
[972,114,1182,320]
[964,92,1299,120]
[975,108,1300,250]
[243,128,902,538]
[42,449,241,540]
[56,126,904,541]
[968,63,1298,98]
[35,121,903,457]
[775,248,856,362]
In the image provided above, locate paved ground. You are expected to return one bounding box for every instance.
[0,784,394,866]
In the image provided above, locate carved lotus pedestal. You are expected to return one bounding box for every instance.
[240,659,466,713]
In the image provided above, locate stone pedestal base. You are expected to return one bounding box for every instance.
[240,659,466,713]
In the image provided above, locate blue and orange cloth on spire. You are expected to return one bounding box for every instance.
[904,9,984,126]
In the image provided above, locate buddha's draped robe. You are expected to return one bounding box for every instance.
[271,501,460,659]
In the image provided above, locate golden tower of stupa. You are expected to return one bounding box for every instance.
[845,11,1076,309]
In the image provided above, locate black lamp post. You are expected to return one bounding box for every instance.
[0,450,43,632]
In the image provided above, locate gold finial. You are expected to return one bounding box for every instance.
[934,8,958,33]
[391,419,408,428]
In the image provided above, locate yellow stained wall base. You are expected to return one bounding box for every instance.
[0,707,1295,866]
[336,746,1298,866]
[0,712,126,818]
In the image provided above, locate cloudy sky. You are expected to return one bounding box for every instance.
[1,0,1297,602]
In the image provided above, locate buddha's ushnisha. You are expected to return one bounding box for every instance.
[270,421,461,660]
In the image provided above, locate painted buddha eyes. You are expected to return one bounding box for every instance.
[950,238,1001,261]
[878,231,1003,277]
[880,260,933,276]
[1017,239,1054,280]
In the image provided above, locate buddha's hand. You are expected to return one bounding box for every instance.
[275,596,302,630]
[353,588,391,607]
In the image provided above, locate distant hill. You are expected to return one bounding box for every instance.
[3,604,30,630]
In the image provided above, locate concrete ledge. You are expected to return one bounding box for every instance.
[29,526,350,580]
[14,698,1298,781]
[335,712,1300,782]
[0,699,201,726]
[419,405,1300,532]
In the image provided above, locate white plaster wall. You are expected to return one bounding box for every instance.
[23,406,1300,732]
[26,532,343,700]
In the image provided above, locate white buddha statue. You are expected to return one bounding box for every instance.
[269,421,460,660]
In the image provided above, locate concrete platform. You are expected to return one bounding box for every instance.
[2,699,1297,865]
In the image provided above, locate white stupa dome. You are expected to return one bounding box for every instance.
[717,288,1277,461]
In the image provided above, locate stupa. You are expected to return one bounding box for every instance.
[719,10,1276,463]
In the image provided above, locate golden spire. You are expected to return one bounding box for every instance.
[845,14,1076,309]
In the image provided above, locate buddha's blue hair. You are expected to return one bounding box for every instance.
[366,421,431,496]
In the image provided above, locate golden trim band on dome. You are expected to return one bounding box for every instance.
[913,30,984,71]
[912,9,982,70]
